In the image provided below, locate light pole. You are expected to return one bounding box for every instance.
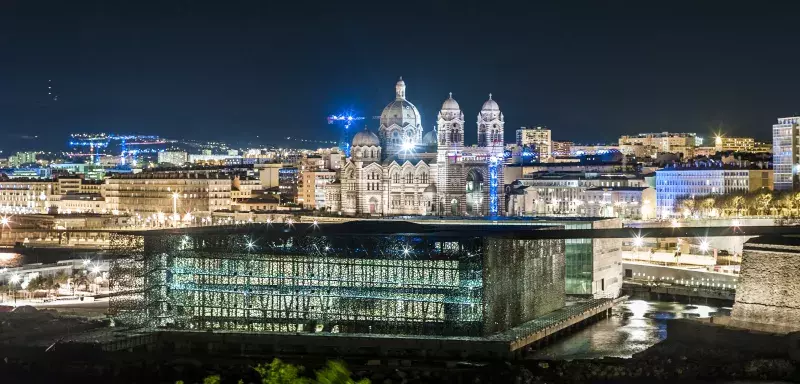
[0,215,10,241]
[171,192,180,226]
[9,274,20,307]
[90,265,101,294]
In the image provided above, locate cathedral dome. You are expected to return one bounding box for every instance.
[380,77,422,129]
[481,93,500,112]
[422,130,438,146]
[352,128,380,147]
[479,93,502,122]
[441,92,460,111]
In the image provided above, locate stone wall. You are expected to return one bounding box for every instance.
[731,236,800,331]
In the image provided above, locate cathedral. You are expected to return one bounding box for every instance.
[326,78,505,216]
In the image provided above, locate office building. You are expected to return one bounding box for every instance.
[8,152,38,167]
[551,141,573,157]
[158,151,189,166]
[298,170,337,209]
[254,163,281,188]
[773,116,798,191]
[580,186,656,220]
[655,167,774,217]
[278,167,299,204]
[714,136,755,152]
[516,126,552,160]
[619,132,700,158]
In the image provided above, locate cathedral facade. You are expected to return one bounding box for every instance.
[326,78,505,217]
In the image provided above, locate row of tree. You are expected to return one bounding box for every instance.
[5,270,95,298]
[178,359,369,384]
[677,190,800,218]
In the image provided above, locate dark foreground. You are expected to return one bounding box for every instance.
[0,339,798,383]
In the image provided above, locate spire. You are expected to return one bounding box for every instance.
[449,92,452,99]
[395,77,406,100]
[488,93,492,100]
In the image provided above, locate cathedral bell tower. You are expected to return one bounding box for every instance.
[477,93,505,156]
[436,93,467,216]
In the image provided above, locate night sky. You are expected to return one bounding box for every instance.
[1,0,798,152]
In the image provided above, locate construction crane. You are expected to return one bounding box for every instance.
[327,114,365,157]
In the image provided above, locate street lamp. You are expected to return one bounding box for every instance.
[9,274,20,306]
[698,239,710,254]
[171,192,180,226]
[89,265,102,294]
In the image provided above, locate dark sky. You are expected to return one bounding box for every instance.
[1,0,797,151]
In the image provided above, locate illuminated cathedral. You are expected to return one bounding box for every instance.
[326,78,505,216]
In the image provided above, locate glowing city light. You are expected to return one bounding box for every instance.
[699,239,710,253]
[91,266,101,275]
[246,240,256,250]
[10,274,20,284]
[0,216,10,228]
[632,235,644,248]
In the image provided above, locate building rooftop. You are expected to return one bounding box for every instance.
[238,196,280,204]
[108,172,230,180]
[585,186,650,191]
[657,166,773,171]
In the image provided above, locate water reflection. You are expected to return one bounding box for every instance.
[530,300,731,360]
[0,252,22,267]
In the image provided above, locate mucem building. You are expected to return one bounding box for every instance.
[109,221,566,337]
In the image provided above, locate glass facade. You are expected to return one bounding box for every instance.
[110,224,565,337]
[773,118,797,191]
[564,238,593,294]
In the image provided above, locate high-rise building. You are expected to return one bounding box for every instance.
[516,126,552,160]
[255,163,282,188]
[773,117,798,191]
[551,141,573,157]
[8,152,38,167]
[157,151,188,165]
[714,136,756,152]
[278,167,299,204]
[298,170,337,209]
[619,132,699,158]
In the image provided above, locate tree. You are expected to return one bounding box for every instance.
[182,359,368,384]
[73,273,90,293]
[253,358,311,384]
[679,198,696,217]
[779,192,796,218]
[700,198,715,217]
[315,361,369,384]
[756,193,773,216]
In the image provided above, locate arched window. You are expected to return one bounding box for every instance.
[420,173,429,184]
[393,173,400,184]
[405,173,413,184]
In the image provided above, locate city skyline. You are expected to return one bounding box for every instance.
[2,1,797,152]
